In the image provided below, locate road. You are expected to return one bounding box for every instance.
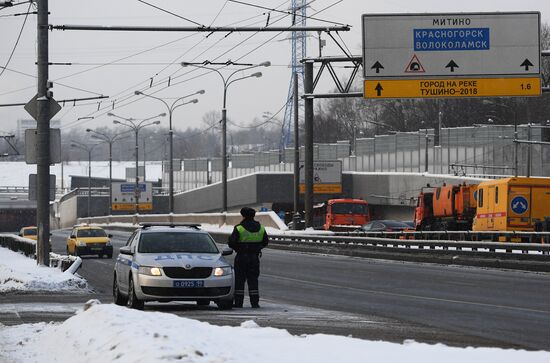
[2,228,550,351]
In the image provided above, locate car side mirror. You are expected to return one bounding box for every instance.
[221,247,233,256]
[70,234,76,239]
[108,234,113,238]
[119,246,133,255]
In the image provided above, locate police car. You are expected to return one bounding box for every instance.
[113,223,234,310]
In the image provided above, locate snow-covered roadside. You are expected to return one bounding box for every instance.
[0,302,548,363]
[0,247,87,293]
[93,221,334,236]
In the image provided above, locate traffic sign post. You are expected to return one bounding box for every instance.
[362,12,542,99]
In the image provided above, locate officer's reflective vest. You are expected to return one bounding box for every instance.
[236,225,266,242]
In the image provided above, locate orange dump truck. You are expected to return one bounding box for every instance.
[313,198,370,231]
[415,183,477,231]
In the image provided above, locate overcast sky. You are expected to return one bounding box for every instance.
[1,0,549,136]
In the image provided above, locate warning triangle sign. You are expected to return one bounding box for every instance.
[404,54,425,73]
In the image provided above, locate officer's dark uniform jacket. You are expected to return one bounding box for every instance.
[228,219,268,253]
[228,218,268,307]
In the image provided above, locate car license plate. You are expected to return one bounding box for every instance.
[173,280,204,288]
[91,247,102,251]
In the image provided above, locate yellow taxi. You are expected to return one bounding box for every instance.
[19,226,38,240]
[67,225,113,258]
[19,226,52,249]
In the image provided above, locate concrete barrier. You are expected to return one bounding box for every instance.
[77,211,288,230]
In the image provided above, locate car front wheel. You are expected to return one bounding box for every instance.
[127,276,144,310]
[196,299,210,306]
[216,298,233,310]
[113,274,128,306]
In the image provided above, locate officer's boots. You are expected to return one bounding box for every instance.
[250,296,260,308]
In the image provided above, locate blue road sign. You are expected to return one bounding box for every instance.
[511,196,529,215]
[120,183,146,193]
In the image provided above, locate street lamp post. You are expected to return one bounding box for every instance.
[182,61,270,212]
[134,90,203,213]
[70,141,100,218]
[85,129,129,215]
[108,112,165,214]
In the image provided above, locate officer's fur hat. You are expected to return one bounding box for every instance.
[240,207,256,218]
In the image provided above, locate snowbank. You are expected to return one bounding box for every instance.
[0,302,548,363]
[0,247,87,293]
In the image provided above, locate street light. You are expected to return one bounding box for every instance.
[108,112,165,214]
[181,61,270,211]
[482,100,518,176]
[134,90,203,213]
[85,129,130,215]
[70,141,101,218]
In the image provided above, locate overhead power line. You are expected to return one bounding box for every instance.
[227,0,348,26]
[50,25,350,32]
[0,1,31,80]
[136,0,204,27]
[60,0,348,130]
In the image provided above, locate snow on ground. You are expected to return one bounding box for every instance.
[0,247,87,293]
[0,302,548,363]
[0,161,163,188]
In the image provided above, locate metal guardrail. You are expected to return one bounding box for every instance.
[73,186,169,196]
[0,234,82,274]
[267,233,550,255]
[50,253,82,273]
[207,230,550,257]
[0,186,29,194]
[103,226,550,271]
[336,230,550,244]
[0,234,36,257]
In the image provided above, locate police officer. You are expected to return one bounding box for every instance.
[228,207,268,308]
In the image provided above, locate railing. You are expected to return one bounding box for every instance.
[73,186,169,196]
[0,186,29,194]
[336,230,550,244]
[206,229,550,273]
[0,234,82,273]
[264,232,550,255]
[0,234,35,257]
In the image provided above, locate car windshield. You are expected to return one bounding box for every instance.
[331,203,368,215]
[138,232,219,254]
[382,221,409,228]
[77,229,107,238]
[24,228,37,236]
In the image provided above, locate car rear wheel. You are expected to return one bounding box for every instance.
[113,274,128,306]
[127,276,144,310]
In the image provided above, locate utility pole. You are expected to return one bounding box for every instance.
[304,60,314,228]
[36,0,50,266]
[293,72,300,227]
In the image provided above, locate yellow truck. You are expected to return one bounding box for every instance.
[472,177,550,233]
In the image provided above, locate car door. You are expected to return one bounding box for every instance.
[117,231,138,293]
